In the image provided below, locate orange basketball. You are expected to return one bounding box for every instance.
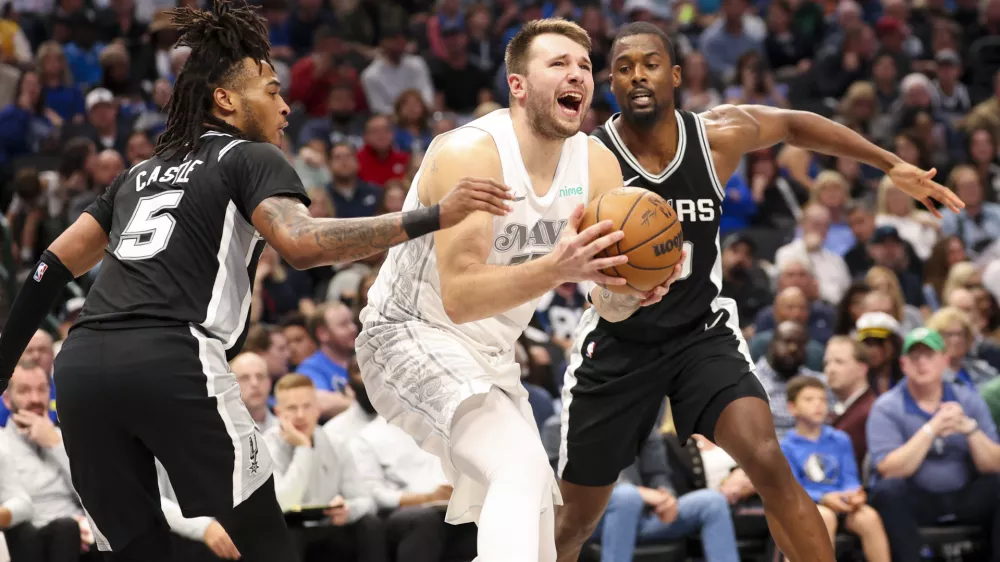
[580,187,684,293]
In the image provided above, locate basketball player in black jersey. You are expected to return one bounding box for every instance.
[554,23,964,562]
[0,2,511,561]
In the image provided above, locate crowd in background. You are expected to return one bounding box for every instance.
[2,0,1000,559]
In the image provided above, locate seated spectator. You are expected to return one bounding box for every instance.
[698,0,762,79]
[589,428,740,562]
[124,130,154,166]
[360,29,435,116]
[867,227,925,307]
[843,199,879,277]
[0,71,60,170]
[781,376,890,561]
[719,233,772,335]
[156,461,238,562]
[61,88,130,155]
[298,303,355,419]
[392,89,433,155]
[865,266,922,333]
[349,382,469,562]
[37,41,86,123]
[322,358,375,443]
[941,166,1000,257]
[825,336,876,469]
[805,171,855,257]
[753,258,835,344]
[287,26,364,118]
[833,281,872,337]
[325,142,381,219]
[242,324,291,384]
[264,375,385,562]
[754,321,827,440]
[875,176,939,261]
[297,84,367,151]
[925,306,1000,391]
[0,361,92,560]
[724,51,789,108]
[775,204,852,306]
[280,312,319,371]
[356,115,409,187]
[678,52,721,113]
[868,328,1000,562]
[232,352,279,433]
[855,311,904,395]
[0,330,56,428]
[923,236,968,309]
[749,287,826,371]
[252,245,316,325]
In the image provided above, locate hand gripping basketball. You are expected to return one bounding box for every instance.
[547,205,629,286]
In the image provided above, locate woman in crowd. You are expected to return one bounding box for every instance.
[679,51,722,113]
[875,175,939,261]
[866,266,924,333]
[925,307,1000,390]
[924,236,967,306]
[834,281,872,336]
[393,89,433,156]
[966,127,1000,202]
[36,40,85,123]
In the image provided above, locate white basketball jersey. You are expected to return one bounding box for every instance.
[362,109,591,355]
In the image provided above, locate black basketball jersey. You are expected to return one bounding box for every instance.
[590,110,727,341]
[76,131,310,358]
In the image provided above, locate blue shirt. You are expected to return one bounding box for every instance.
[782,425,861,502]
[753,301,835,344]
[296,350,348,393]
[43,86,86,121]
[721,175,756,237]
[63,42,105,89]
[940,203,1000,255]
[326,182,381,219]
[866,381,999,493]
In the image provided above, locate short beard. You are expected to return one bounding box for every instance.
[621,102,661,131]
[239,99,270,144]
[524,82,578,140]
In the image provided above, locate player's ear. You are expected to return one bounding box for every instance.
[508,73,527,103]
[672,65,681,89]
[213,87,239,115]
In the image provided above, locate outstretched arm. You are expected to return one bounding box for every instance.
[701,104,965,216]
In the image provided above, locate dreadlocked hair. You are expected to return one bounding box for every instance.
[154,0,272,159]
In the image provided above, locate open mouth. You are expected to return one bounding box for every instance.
[629,88,654,108]
[557,92,583,116]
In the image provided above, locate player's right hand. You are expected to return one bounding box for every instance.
[548,204,629,285]
[439,178,514,228]
[204,520,241,559]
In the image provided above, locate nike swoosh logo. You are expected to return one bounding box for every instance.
[512,196,526,202]
[705,311,724,331]
[623,175,640,186]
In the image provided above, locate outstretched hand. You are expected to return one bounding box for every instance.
[888,163,964,218]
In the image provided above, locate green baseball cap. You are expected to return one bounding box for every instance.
[902,327,946,354]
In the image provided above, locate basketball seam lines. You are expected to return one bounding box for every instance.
[623,258,681,271]
[614,191,647,256]
[617,218,678,256]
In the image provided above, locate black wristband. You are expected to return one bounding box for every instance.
[401,204,441,240]
[0,250,74,383]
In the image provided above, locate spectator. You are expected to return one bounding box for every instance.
[360,28,435,116]
[589,428,740,562]
[0,70,60,170]
[724,51,788,108]
[781,376,890,561]
[806,171,855,256]
[698,0,762,79]
[856,311,905,395]
[0,450,32,562]
[824,336,876,469]
[67,148,122,224]
[924,236,968,307]
[0,361,91,560]
[754,321,827,440]
[941,165,1000,257]
[775,204,852,306]
[0,330,56,427]
[534,283,586,352]
[288,26,365,119]
[925,306,1000,391]
[933,49,971,126]
[867,227,925,308]
[876,177,939,262]
[298,303,356,419]
[131,78,170,137]
[378,180,406,215]
[814,26,874,99]
[833,281,872,336]
[720,172,757,237]
[746,147,809,229]
[763,0,812,77]
[356,114,409,187]
[242,324,291,384]
[61,87,129,155]
[719,232,772,335]
[284,0,336,58]
[36,41,85,123]
[124,129,153,166]
[836,82,881,143]
[252,244,315,325]
[429,22,493,115]
[864,266,923,333]
[868,328,1000,562]
[264,375,386,562]
[753,258,836,344]
[392,89,433,156]
[843,199,879,277]
[971,286,1000,343]
[678,51,721,114]
[325,142,381,219]
[465,4,499,75]
[966,127,1000,203]
[232,352,279,434]
[297,84,367,150]
[280,312,319,370]
[750,287,826,371]
[322,358,374,442]
[871,53,900,115]
[62,11,105,90]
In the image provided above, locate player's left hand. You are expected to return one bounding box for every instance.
[639,250,686,307]
[13,411,61,448]
[887,163,965,218]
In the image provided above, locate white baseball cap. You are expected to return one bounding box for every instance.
[85,88,115,111]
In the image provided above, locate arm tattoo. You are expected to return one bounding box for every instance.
[597,288,641,315]
[257,197,410,266]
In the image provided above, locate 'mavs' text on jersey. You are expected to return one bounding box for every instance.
[135,160,204,191]
[493,219,568,253]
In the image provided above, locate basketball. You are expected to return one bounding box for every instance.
[580,187,684,293]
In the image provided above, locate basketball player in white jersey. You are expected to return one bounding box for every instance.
[357,19,683,562]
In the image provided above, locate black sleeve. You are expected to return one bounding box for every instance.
[223,142,312,222]
[84,173,127,234]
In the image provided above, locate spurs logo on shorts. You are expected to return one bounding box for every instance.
[248,434,260,476]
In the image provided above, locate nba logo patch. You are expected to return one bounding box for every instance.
[586,341,595,358]
[33,263,47,282]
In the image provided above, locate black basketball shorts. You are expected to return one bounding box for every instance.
[53,324,272,552]
[558,300,769,487]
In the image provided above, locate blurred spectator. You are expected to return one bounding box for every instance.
[61,88,129,155]
[378,180,406,214]
[746,147,808,229]
[62,11,105,90]
[131,78,170,137]
[326,142,381,219]
[924,236,968,308]
[252,244,315,325]
[0,330,55,428]
[0,10,31,65]
[392,89,432,156]
[36,41,85,123]
[775,204,851,306]
[871,53,900,114]
[867,227,924,308]
[926,306,1000,391]
[699,0,762,79]
[465,3,500,75]
[753,258,835,344]
[941,165,1000,256]
[678,51,722,114]
[299,303,356,419]
[0,449,33,561]
[934,50,971,126]
[288,26,366,119]
[971,286,1000,343]
[942,262,981,304]
[750,287,825,371]
[356,114,409,187]
[875,176,939,261]
[284,0,336,57]
[720,172,756,237]
[361,28,435,116]
[966,127,1000,203]
[833,281,872,337]
[0,70,60,170]
[825,336,876,470]
[280,312,319,370]
[0,361,91,560]
[124,129,153,166]
[232,352,279,434]
[67,148,122,224]
[814,25,874,99]
[264,375,385,562]
[754,321,827,440]
[865,266,923,333]
[588,427,740,562]
[429,22,493,115]
[534,283,585,352]
[322,358,373,442]
[97,41,143,116]
[964,71,1000,139]
[763,0,812,78]
[843,199,879,277]
[868,328,1000,562]
[836,82,881,142]
[5,170,54,267]
[855,311,904,395]
[806,171,854,256]
[243,324,291,385]
[719,232,772,333]
[723,51,788,108]
[781,376,890,561]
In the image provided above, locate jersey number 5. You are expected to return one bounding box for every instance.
[114,191,185,261]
